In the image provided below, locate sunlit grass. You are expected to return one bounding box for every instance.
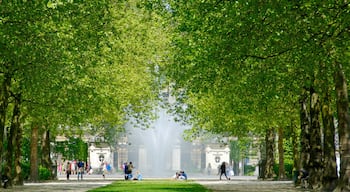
[88,179,212,192]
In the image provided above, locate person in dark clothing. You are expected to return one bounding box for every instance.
[298,169,309,188]
[123,162,128,180]
[66,162,71,180]
[1,175,8,189]
[219,162,230,180]
[77,160,84,180]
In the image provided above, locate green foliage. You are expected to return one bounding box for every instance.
[283,138,294,166]
[55,137,88,161]
[0,0,170,139]
[88,180,211,192]
[273,163,294,179]
[163,0,350,144]
[21,137,31,162]
[230,140,240,163]
[39,166,51,180]
[244,165,256,176]
[21,161,30,180]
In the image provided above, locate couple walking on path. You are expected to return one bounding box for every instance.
[219,161,231,180]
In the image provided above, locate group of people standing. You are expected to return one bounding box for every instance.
[122,161,142,181]
[65,160,86,180]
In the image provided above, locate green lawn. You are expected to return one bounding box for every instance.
[88,180,212,192]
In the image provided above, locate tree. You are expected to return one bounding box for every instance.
[0,0,170,185]
[163,1,350,190]
[334,63,350,192]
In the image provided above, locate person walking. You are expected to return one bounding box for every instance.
[219,161,230,180]
[66,162,71,180]
[77,160,84,180]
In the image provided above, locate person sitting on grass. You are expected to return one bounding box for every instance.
[179,170,187,180]
[133,171,143,181]
[173,170,187,180]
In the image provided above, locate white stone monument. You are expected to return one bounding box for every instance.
[89,143,113,172]
[205,145,230,172]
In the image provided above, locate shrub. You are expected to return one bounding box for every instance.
[21,161,30,180]
[39,166,51,180]
[244,165,256,176]
[273,163,293,179]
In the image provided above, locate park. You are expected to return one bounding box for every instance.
[1,1,350,192]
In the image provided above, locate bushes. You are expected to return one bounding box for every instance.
[21,161,30,180]
[273,163,293,179]
[21,161,52,181]
[244,165,256,176]
[39,166,51,180]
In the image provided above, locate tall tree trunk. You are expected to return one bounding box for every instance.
[291,120,300,184]
[308,89,323,189]
[258,141,266,179]
[278,126,286,180]
[334,63,350,192]
[12,95,23,185]
[30,124,39,182]
[321,93,338,191]
[4,96,21,187]
[264,127,275,180]
[300,88,311,171]
[318,59,338,191]
[41,129,52,179]
[0,73,11,185]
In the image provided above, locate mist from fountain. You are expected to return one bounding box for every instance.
[126,107,190,177]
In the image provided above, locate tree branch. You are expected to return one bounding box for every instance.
[243,47,294,60]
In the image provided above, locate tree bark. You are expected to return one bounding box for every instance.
[278,126,286,180]
[264,127,275,180]
[299,88,311,170]
[321,93,338,191]
[30,124,39,182]
[41,129,52,179]
[4,96,21,187]
[308,89,323,189]
[334,63,350,192]
[258,141,266,179]
[291,120,300,185]
[0,73,11,185]
[13,95,23,185]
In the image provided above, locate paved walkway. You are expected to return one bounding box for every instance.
[197,180,302,192]
[0,174,304,192]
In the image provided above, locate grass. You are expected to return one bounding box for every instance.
[88,179,212,192]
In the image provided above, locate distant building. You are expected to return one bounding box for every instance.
[86,135,231,176]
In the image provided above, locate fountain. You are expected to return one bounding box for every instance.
[126,107,189,177]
